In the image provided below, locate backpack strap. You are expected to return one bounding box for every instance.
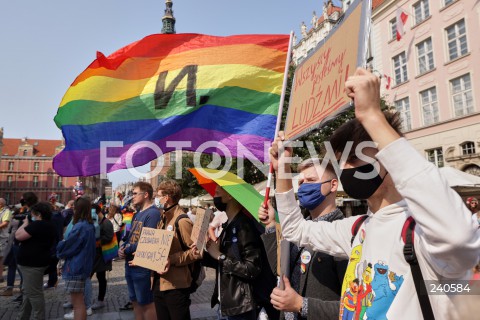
[401,217,435,320]
[174,214,190,251]
[350,215,368,246]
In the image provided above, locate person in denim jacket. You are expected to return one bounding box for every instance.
[57,197,96,320]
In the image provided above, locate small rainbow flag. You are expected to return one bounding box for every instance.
[53,33,289,176]
[101,233,119,263]
[122,212,134,237]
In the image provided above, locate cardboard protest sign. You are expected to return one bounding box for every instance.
[284,0,371,140]
[132,227,174,273]
[190,208,212,251]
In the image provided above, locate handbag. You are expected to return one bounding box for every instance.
[101,233,119,263]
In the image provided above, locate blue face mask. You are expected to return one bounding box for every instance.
[297,180,332,211]
[154,197,164,209]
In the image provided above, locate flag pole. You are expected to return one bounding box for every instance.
[263,31,294,209]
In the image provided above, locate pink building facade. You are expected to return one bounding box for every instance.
[371,0,480,176]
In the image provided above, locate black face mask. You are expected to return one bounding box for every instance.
[340,162,387,200]
[213,196,227,212]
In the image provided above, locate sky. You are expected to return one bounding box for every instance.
[0,0,338,187]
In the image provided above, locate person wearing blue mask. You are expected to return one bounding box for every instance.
[270,68,480,319]
[259,158,347,320]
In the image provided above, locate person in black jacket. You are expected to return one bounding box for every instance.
[205,185,278,320]
[259,158,348,320]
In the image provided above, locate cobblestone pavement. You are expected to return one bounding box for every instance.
[0,261,217,320]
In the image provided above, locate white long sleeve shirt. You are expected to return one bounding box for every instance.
[277,138,480,319]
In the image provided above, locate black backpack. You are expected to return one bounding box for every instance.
[174,214,205,293]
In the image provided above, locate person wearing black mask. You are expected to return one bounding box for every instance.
[269,68,480,319]
[258,158,347,320]
[206,185,278,320]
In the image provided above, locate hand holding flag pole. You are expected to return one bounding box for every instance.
[262,31,294,211]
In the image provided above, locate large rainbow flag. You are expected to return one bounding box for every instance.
[53,33,289,176]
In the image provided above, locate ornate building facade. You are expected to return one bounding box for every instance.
[292,0,344,65]
[371,0,480,176]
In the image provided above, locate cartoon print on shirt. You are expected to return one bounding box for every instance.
[341,244,363,294]
[354,262,374,320]
[365,262,404,319]
[339,228,405,320]
[339,244,363,320]
[342,278,360,320]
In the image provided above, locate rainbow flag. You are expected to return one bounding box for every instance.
[122,212,134,237]
[53,33,289,176]
[101,233,119,263]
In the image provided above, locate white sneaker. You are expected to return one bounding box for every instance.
[63,308,93,319]
[63,310,74,320]
[91,301,105,310]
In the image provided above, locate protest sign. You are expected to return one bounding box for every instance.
[191,208,212,251]
[284,0,371,140]
[132,227,174,273]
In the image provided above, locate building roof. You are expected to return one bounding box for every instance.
[372,0,386,10]
[2,138,63,157]
[309,4,343,33]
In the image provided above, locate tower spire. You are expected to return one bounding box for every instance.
[162,0,176,34]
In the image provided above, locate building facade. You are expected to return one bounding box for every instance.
[292,0,344,65]
[0,128,110,205]
[371,0,480,176]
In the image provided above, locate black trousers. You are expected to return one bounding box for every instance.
[154,286,191,320]
[95,271,107,301]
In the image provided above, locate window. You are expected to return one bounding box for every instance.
[446,19,468,61]
[420,87,439,125]
[5,193,10,204]
[416,38,434,74]
[451,74,473,117]
[394,97,412,131]
[8,162,14,171]
[34,162,39,171]
[170,151,176,165]
[461,142,476,155]
[426,148,444,167]
[413,0,430,25]
[23,150,27,156]
[444,0,455,6]
[393,52,408,85]
[57,177,62,188]
[7,176,13,187]
[33,176,39,187]
[390,18,397,40]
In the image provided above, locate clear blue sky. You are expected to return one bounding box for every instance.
[0,0,337,186]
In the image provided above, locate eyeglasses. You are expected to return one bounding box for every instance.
[132,192,145,196]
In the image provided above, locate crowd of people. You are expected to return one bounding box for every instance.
[0,69,479,320]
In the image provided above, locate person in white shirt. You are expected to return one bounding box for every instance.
[187,207,197,223]
[107,205,123,244]
[208,211,228,242]
[270,68,480,319]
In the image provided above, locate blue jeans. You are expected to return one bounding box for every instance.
[6,244,22,289]
[125,264,153,305]
[84,277,92,309]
